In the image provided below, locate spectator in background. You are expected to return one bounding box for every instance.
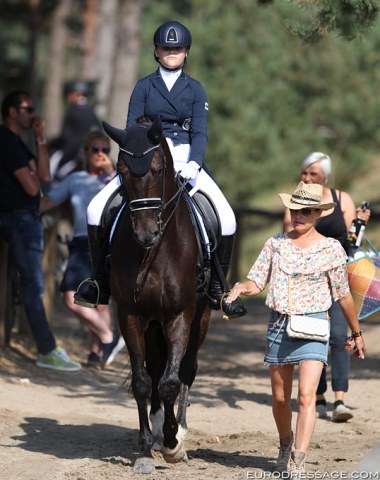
[283,152,370,422]
[50,80,100,185]
[40,130,124,368]
[0,89,81,372]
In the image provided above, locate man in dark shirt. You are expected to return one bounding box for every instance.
[0,90,81,371]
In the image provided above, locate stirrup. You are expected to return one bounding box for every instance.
[220,292,247,320]
[74,277,100,308]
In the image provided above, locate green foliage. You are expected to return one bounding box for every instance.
[2,0,380,211]
[142,0,380,207]
[289,0,380,43]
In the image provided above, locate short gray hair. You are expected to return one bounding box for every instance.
[301,152,332,180]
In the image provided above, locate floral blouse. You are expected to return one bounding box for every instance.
[247,233,350,315]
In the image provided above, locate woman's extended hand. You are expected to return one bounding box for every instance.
[226,279,260,303]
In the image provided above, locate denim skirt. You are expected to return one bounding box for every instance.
[60,236,91,292]
[264,310,329,366]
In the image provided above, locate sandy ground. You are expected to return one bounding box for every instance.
[1,298,380,480]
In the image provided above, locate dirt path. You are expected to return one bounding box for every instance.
[1,299,379,480]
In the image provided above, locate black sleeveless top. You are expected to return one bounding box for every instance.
[315,188,347,246]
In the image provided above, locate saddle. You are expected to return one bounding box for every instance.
[182,187,222,293]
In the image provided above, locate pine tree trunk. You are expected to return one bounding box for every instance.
[42,0,73,139]
[80,0,97,81]
[94,0,118,119]
[108,0,145,129]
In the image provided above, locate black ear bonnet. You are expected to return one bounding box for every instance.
[102,116,162,177]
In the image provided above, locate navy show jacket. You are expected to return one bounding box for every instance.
[126,69,208,167]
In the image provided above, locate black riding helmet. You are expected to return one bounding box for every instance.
[153,21,192,65]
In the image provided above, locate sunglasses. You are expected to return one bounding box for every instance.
[90,145,111,154]
[290,208,314,217]
[18,106,35,114]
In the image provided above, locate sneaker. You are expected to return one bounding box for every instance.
[316,403,328,419]
[36,346,82,372]
[102,335,125,368]
[332,403,353,423]
[274,432,293,472]
[87,352,101,368]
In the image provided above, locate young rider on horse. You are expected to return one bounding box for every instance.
[74,20,246,319]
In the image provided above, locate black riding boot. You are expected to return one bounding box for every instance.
[208,234,247,319]
[74,225,110,308]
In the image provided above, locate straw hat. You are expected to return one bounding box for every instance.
[278,181,336,210]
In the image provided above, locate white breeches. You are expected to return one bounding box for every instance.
[87,139,236,236]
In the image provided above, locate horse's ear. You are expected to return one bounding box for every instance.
[147,116,162,145]
[102,121,128,146]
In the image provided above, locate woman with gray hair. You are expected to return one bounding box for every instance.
[283,151,370,423]
[302,151,332,181]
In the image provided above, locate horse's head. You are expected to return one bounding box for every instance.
[103,116,172,249]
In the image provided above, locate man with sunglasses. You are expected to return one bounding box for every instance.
[39,130,123,368]
[0,90,81,371]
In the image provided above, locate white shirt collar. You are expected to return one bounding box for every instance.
[159,66,182,91]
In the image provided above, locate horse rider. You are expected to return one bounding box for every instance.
[74,20,247,320]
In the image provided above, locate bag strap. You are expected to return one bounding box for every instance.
[288,275,293,315]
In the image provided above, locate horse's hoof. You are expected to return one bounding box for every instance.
[162,441,188,464]
[133,456,155,474]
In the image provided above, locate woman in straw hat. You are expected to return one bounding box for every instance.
[284,152,370,424]
[227,181,366,473]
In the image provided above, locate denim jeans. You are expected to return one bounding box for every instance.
[317,300,350,394]
[0,210,56,354]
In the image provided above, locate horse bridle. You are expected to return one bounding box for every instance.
[120,143,189,302]
[120,145,187,240]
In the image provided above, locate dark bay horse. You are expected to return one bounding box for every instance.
[102,117,212,474]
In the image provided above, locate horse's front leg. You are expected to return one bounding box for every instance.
[121,315,155,474]
[159,315,191,464]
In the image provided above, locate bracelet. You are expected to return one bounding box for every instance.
[36,138,46,145]
[351,330,363,338]
[345,330,364,351]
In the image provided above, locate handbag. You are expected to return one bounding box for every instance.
[286,277,330,342]
[286,314,330,342]
[347,238,380,321]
